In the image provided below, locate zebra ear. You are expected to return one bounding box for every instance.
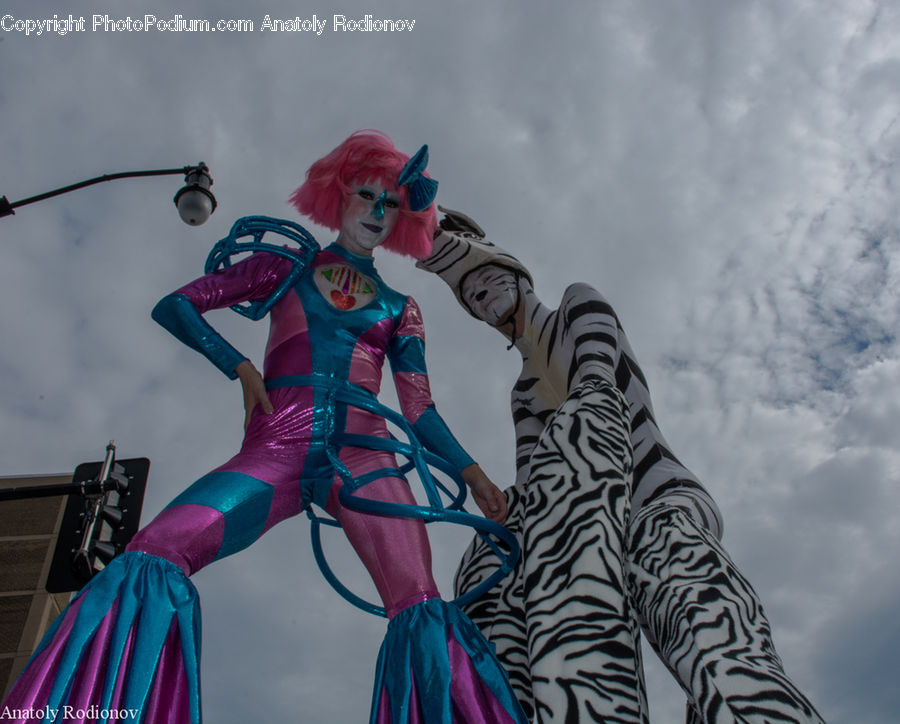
[437,205,486,238]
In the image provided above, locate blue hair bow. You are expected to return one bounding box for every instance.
[398,144,438,212]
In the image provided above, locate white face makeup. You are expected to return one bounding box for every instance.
[460,264,520,327]
[336,180,401,256]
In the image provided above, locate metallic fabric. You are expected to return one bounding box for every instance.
[4,241,507,723]
[2,552,201,724]
[371,599,527,723]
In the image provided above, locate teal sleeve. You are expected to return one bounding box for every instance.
[412,405,475,472]
[151,293,247,379]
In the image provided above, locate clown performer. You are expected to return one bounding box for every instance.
[418,209,825,724]
[2,133,528,724]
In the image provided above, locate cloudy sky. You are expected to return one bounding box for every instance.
[2,0,898,721]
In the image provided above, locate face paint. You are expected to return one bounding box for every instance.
[336,181,400,256]
[460,264,520,327]
[372,190,388,221]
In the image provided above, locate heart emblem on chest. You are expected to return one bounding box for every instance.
[330,289,356,310]
[315,264,376,311]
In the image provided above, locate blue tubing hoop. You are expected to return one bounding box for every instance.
[204,215,320,320]
[304,380,520,618]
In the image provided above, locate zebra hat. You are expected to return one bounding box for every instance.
[416,207,533,319]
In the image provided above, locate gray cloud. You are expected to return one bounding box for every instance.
[3,0,899,720]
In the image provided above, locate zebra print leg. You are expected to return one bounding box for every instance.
[627,500,825,723]
[456,379,650,723]
[523,379,648,723]
[455,485,535,717]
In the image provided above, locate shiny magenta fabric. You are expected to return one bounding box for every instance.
[324,470,440,617]
[4,246,479,723]
[5,594,190,724]
[128,247,450,612]
[373,634,521,724]
[129,384,441,611]
[185,248,433,422]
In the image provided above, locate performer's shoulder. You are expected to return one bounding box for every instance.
[245,248,303,280]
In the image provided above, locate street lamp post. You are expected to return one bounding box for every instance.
[0,162,218,225]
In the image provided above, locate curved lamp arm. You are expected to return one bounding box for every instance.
[1,163,217,226]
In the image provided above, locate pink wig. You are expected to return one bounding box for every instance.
[289,130,437,259]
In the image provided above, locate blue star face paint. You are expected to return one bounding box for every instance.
[372,190,388,221]
[336,181,400,256]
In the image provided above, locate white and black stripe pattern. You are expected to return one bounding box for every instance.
[453,283,825,722]
[457,379,649,723]
[419,220,721,536]
[628,499,825,723]
[510,283,822,721]
[416,225,533,321]
[427,223,823,722]
[510,282,723,540]
[457,484,533,711]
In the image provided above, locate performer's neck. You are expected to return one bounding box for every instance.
[509,286,549,355]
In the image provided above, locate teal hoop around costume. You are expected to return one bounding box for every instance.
[204,216,320,320]
[297,377,520,618]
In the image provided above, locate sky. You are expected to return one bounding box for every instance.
[1,0,898,721]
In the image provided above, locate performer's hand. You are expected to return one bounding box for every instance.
[461,463,507,524]
[235,360,274,431]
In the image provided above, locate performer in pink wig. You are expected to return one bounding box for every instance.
[2,132,526,724]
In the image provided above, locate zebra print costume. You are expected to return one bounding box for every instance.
[420,215,824,723]
[465,376,650,723]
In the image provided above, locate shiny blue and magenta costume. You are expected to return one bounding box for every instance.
[3,241,525,723]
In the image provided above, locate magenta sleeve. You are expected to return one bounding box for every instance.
[152,253,293,378]
[389,297,475,472]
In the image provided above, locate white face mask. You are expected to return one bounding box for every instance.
[461,265,519,326]
[336,181,401,256]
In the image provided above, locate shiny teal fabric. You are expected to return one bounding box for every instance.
[35,552,201,723]
[151,293,246,379]
[295,243,409,382]
[370,599,527,724]
[388,335,427,374]
[411,407,473,472]
[165,470,274,561]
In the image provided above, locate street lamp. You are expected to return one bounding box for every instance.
[172,163,217,225]
[0,162,218,225]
